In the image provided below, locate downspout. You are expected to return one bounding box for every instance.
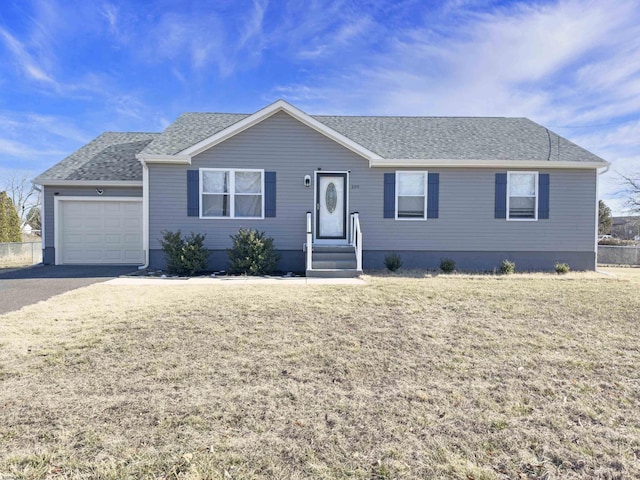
[32,182,44,263]
[595,164,611,269]
[138,160,150,270]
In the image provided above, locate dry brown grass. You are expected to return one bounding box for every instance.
[1,269,639,479]
[0,256,36,268]
[0,237,42,268]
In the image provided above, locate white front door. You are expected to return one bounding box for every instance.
[316,173,347,240]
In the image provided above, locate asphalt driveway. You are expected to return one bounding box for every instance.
[0,265,138,315]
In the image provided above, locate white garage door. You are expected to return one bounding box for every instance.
[58,199,143,265]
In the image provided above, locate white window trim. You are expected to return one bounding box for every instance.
[199,168,265,220]
[506,171,539,221]
[395,170,428,221]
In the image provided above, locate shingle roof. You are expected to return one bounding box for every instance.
[140,112,248,155]
[37,109,607,183]
[140,112,605,164]
[35,132,158,182]
[314,116,605,163]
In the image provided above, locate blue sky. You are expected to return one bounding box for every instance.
[0,0,638,214]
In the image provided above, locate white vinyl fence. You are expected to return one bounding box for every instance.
[598,246,640,266]
[0,241,42,267]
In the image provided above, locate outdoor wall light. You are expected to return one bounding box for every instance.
[96,188,104,195]
[304,175,311,187]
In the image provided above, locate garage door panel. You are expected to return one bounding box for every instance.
[105,234,122,244]
[82,204,103,216]
[84,250,106,262]
[65,215,86,229]
[104,250,124,261]
[59,200,143,265]
[104,217,122,228]
[64,251,86,263]
[83,218,102,229]
[124,217,141,228]
[103,203,121,213]
[64,233,84,243]
[84,233,103,244]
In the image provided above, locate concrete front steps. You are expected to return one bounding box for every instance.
[306,245,362,278]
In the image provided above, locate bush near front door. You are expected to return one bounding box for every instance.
[228,228,280,275]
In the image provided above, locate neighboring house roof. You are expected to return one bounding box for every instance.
[35,101,608,184]
[612,216,640,226]
[34,132,158,183]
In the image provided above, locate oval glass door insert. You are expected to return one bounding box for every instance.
[326,182,337,213]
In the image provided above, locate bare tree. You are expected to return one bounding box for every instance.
[619,172,640,214]
[4,172,41,229]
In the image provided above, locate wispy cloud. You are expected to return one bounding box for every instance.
[133,0,269,77]
[0,112,92,173]
[271,0,640,213]
[238,0,268,51]
[100,2,119,36]
[0,27,57,85]
[0,138,65,159]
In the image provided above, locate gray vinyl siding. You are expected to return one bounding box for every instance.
[43,186,142,249]
[148,111,597,256]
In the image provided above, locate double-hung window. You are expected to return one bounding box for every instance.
[396,171,428,220]
[507,171,538,220]
[200,169,264,219]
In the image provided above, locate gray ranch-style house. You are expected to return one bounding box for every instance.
[34,100,609,276]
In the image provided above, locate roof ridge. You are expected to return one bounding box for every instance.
[101,131,161,135]
[180,112,250,116]
[314,114,527,119]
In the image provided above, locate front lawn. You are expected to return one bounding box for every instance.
[1,269,639,479]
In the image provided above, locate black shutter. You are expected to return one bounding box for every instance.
[495,173,507,219]
[538,173,549,219]
[427,173,439,219]
[187,170,199,217]
[383,173,395,218]
[265,171,276,217]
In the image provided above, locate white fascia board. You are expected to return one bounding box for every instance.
[136,154,191,164]
[178,99,383,161]
[35,180,143,187]
[370,158,609,169]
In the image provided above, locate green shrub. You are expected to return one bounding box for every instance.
[555,262,570,274]
[440,258,456,273]
[500,259,516,275]
[160,230,209,275]
[228,228,280,275]
[384,252,403,272]
[0,191,21,242]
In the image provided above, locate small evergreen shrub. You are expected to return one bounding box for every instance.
[384,252,403,272]
[500,259,516,275]
[0,191,21,242]
[440,258,456,273]
[160,230,209,275]
[228,228,280,275]
[555,262,570,274]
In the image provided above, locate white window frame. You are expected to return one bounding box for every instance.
[395,170,428,221]
[199,168,265,219]
[506,171,538,221]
